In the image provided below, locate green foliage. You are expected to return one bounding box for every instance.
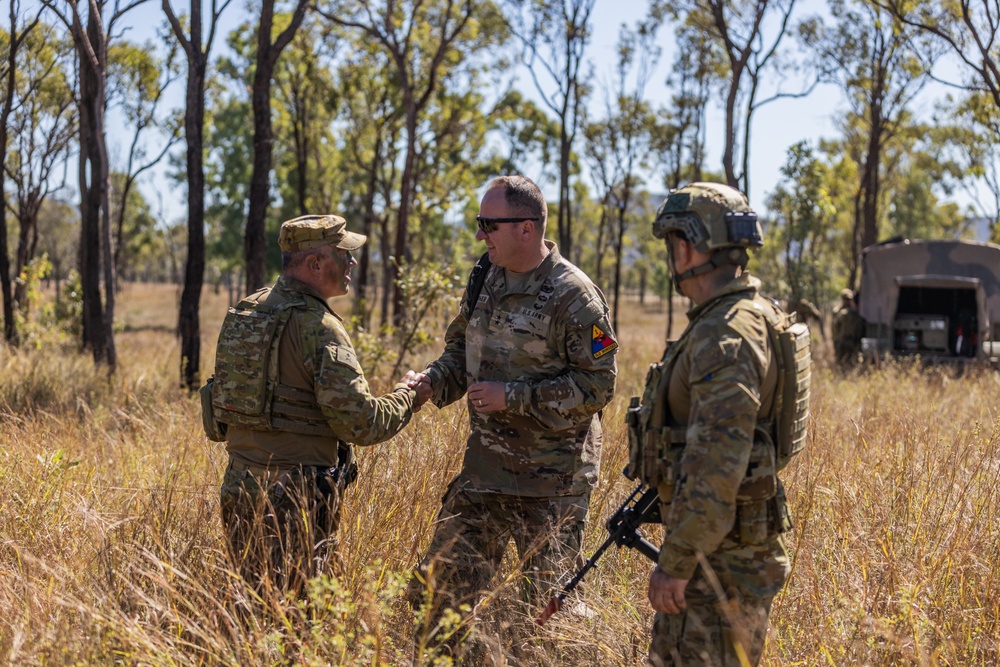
[13,256,82,348]
[351,260,463,383]
[764,141,846,304]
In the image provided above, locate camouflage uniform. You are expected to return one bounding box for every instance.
[414,241,618,620]
[211,218,415,593]
[633,273,792,667]
[832,293,866,368]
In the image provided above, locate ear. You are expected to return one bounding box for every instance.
[521,219,535,239]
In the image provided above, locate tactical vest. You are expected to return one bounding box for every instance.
[625,293,809,541]
[207,287,337,439]
[754,299,811,469]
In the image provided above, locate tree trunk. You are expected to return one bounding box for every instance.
[391,104,418,326]
[0,9,16,343]
[558,124,572,254]
[244,0,307,294]
[722,70,740,188]
[178,27,207,390]
[245,56,273,293]
[77,11,109,364]
[861,114,882,250]
[294,94,308,216]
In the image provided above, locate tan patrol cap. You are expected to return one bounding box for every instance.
[278,214,367,253]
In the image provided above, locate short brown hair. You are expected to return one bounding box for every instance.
[487,175,547,233]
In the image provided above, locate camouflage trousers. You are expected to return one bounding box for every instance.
[409,480,588,646]
[647,537,790,667]
[219,462,345,595]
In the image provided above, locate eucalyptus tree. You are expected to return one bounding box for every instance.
[949,94,1000,237]
[334,35,404,328]
[43,0,149,370]
[4,21,76,331]
[504,0,595,259]
[206,10,308,297]
[203,70,252,300]
[163,0,232,390]
[583,17,660,329]
[656,0,801,194]
[108,171,161,281]
[800,0,937,284]
[879,0,1000,112]
[314,0,506,326]
[765,141,845,304]
[106,37,181,287]
[490,89,559,180]
[35,197,78,305]
[243,0,308,293]
[1,2,46,343]
[655,24,725,190]
[272,16,340,220]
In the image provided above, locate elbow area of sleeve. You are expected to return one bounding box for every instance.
[345,389,414,446]
[658,541,699,580]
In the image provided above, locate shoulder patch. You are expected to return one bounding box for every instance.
[569,294,606,328]
[591,323,618,359]
[332,345,360,371]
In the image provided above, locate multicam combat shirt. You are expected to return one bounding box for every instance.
[224,276,415,469]
[425,242,618,497]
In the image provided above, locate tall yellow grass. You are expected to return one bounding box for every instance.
[1,283,998,665]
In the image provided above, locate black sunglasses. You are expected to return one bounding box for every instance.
[476,215,541,234]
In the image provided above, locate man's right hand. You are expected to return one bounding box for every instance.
[403,370,433,412]
[648,566,689,614]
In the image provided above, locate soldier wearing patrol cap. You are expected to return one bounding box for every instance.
[406,175,619,655]
[203,214,423,594]
[626,182,809,666]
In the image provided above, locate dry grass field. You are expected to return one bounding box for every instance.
[1,282,998,666]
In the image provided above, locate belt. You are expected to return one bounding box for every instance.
[227,457,343,478]
[227,456,359,492]
[227,458,290,485]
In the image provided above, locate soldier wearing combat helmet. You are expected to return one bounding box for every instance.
[627,182,810,666]
[832,288,866,369]
[202,214,425,593]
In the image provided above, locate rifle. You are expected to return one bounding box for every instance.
[536,481,661,625]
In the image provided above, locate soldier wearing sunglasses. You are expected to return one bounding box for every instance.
[406,175,619,657]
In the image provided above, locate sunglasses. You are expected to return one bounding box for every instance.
[476,215,541,234]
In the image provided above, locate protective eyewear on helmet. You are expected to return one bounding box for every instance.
[476,215,541,234]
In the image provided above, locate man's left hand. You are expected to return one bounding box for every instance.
[468,381,506,413]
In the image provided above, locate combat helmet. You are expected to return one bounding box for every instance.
[652,182,763,282]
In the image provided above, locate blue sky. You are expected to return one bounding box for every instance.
[106,0,983,230]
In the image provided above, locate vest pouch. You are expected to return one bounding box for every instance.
[736,499,770,545]
[656,476,675,506]
[736,429,777,503]
[199,376,228,442]
[625,396,642,480]
[630,362,667,486]
[771,483,793,534]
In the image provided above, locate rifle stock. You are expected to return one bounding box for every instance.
[535,482,661,625]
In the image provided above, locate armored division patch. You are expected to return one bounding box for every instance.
[592,324,618,358]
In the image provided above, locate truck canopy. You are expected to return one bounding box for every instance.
[859,240,1000,343]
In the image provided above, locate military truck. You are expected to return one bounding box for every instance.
[858,239,1000,365]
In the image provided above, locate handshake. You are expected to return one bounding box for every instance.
[399,370,507,414]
